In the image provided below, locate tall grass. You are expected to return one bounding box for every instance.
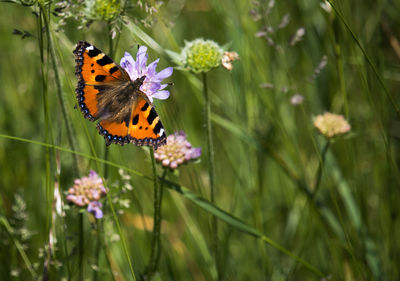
[1,0,400,280]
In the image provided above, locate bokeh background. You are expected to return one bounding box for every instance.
[1,0,400,280]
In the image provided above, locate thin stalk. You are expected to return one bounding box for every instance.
[39,6,79,279]
[78,213,84,281]
[104,146,109,179]
[334,43,348,118]
[327,0,400,118]
[93,220,101,281]
[202,72,221,280]
[95,216,117,281]
[103,21,115,180]
[38,6,55,279]
[39,3,80,175]
[105,190,138,281]
[0,217,37,279]
[312,140,331,199]
[146,151,167,278]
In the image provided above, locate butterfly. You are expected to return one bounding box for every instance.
[73,41,167,149]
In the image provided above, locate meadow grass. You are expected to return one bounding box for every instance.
[1,0,400,280]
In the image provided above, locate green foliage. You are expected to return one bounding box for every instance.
[1,0,400,280]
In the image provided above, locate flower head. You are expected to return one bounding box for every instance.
[221,51,240,71]
[314,112,351,138]
[86,0,121,21]
[67,171,107,219]
[120,46,173,102]
[154,131,201,169]
[181,39,223,73]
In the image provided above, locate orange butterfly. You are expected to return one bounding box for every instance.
[73,41,171,149]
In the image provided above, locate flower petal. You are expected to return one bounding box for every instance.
[147,58,160,77]
[151,90,170,100]
[120,52,137,79]
[155,67,173,81]
[136,46,148,76]
[87,202,103,219]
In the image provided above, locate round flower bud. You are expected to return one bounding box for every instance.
[181,39,223,73]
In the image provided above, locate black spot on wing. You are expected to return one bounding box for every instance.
[88,47,101,57]
[97,55,113,66]
[109,66,119,74]
[141,102,149,111]
[147,107,157,125]
[132,114,139,125]
[95,75,106,82]
[153,121,163,135]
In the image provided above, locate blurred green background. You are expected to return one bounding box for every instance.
[1,0,400,280]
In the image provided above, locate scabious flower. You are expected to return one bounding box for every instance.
[120,46,173,102]
[154,131,201,169]
[181,39,224,73]
[67,170,107,219]
[314,112,351,138]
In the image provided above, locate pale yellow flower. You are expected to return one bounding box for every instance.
[314,112,351,138]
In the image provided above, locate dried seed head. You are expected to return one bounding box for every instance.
[221,51,240,71]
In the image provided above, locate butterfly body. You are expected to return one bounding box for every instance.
[73,41,167,149]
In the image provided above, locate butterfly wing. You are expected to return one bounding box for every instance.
[97,92,167,149]
[73,41,130,121]
[74,41,167,149]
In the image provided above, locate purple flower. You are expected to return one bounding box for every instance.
[67,171,107,219]
[120,46,173,102]
[154,131,201,169]
[87,201,103,219]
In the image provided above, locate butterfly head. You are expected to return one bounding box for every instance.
[131,76,146,91]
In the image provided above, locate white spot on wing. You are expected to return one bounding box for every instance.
[159,128,165,137]
[86,46,94,51]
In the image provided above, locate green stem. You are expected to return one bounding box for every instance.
[146,151,167,278]
[103,22,114,180]
[312,140,331,199]
[0,217,37,279]
[96,218,117,281]
[104,146,109,179]
[327,0,400,118]
[334,43,348,118]
[37,6,55,279]
[79,213,84,281]
[105,189,138,281]
[202,72,221,280]
[39,3,80,175]
[93,220,101,281]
